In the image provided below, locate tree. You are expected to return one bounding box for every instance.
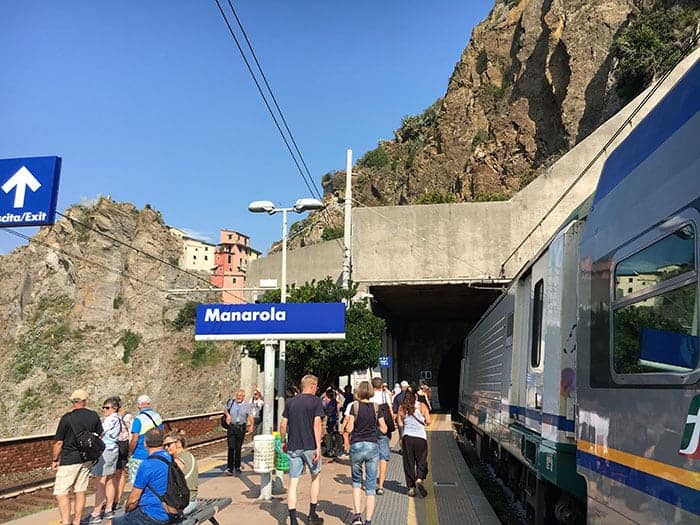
[246,277,385,389]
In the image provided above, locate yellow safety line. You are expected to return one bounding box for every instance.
[408,489,418,524]
[424,424,439,525]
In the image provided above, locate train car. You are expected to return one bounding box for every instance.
[460,53,700,523]
[576,54,700,523]
[460,219,587,523]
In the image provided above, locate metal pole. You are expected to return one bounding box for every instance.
[277,210,288,428]
[342,149,353,290]
[259,339,276,500]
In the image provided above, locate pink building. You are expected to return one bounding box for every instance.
[210,229,260,304]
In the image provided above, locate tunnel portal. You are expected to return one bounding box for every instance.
[368,282,503,412]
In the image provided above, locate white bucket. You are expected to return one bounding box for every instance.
[253,434,275,473]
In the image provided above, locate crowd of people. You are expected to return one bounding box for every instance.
[51,390,198,525]
[281,375,434,525]
[50,378,432,525]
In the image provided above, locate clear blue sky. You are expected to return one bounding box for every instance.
[0,1,493,255]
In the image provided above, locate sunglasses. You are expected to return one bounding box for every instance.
[163,441,177,448]
[102,406,113,410]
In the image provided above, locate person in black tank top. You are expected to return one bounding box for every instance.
[344,381,388,525]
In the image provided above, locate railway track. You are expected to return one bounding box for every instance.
[0,436,228,523]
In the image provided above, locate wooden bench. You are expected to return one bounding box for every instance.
[175,497,232,525]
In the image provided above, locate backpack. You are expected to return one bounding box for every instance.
[377,403,396,435]
[67,414,105,463]
[221,399,234,430]
[146,455,190,514]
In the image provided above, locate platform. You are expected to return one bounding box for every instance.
[7,415,499,525]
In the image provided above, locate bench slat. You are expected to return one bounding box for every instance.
[176,497,232,524]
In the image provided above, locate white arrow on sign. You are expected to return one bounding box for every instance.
[1,166,42,208]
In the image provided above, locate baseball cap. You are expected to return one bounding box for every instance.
[400,380,409,387]
[70,389,88,402]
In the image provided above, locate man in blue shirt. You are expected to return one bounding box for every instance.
[113,428,172,525]
[128,394,163,483]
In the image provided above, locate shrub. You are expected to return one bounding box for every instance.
[321,225,344,241]
[471,129,488,149]
[178,342,226,369]
[474,191,510,202]
[357,145,389,170]
[119,329,142,363]
[113,295,124,309]
[416,190,457,205]
[171,301,197,331]
[614,5,699,104]
[17,388,41,415]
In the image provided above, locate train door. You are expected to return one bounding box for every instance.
[526,259,546,434]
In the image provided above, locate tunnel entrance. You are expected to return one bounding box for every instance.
[368,282,502,412]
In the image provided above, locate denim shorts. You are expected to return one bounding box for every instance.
[288,449,321,479]
[350,441,379,495]
[377,434,390,461]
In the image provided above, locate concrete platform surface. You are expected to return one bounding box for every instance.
[7,415,499,525]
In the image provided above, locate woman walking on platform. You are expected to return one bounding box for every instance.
[344,381,387,525]
[397,390,431,497]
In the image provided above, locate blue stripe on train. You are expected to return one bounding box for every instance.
[594,58,700,205]
[508,405,575,433]
[577,449,700,515]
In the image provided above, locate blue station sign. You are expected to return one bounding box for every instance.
[378,355,392,368]
[0,156,62,227]
[195,302,346,341]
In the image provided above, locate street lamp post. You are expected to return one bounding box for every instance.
[248,198,324,437]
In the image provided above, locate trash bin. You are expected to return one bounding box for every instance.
[253,434,275,473]
[273,431,289,472]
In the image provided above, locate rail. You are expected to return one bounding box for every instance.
[0,412,225,498]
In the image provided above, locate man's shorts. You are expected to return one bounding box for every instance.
[377,434,391,461]
[53,461,92,495]
[287,449,321,479]
[128,457,143,484]
[92,448,119,477]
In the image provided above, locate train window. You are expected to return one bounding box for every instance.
[612,223,698,376]
[614,224,695,300]
[530,279,544,368]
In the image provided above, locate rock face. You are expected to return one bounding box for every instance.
[287,0,696,251]
[0,198,238,437]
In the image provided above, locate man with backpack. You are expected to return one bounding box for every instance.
[52,389,102,525]
[369,377,395,496]
[113,428,189,525]
[128,394,163,483]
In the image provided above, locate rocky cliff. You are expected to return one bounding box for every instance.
[0,198,238,437]
[283,0,699,252]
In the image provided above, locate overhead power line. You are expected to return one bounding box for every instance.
[213,0,319,200]
[2,228,171,294]
[54,210,250,304]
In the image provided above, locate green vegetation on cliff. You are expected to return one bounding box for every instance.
[614,4,699,104]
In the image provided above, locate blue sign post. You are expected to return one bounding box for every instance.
[0,156,62,227]
[378,355,392,368]
[194,302,346,341]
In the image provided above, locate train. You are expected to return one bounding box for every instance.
[458,52,700,524]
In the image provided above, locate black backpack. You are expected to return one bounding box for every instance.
[67,414,105,463]
[146,455,190,514]
[378,403,396,435]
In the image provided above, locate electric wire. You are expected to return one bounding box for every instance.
[213,0,317,199]
[214,0,343,249]
[500,32,700,276]
[2,228,171,295]
[54,210,251,304]
[225,0,323,202]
